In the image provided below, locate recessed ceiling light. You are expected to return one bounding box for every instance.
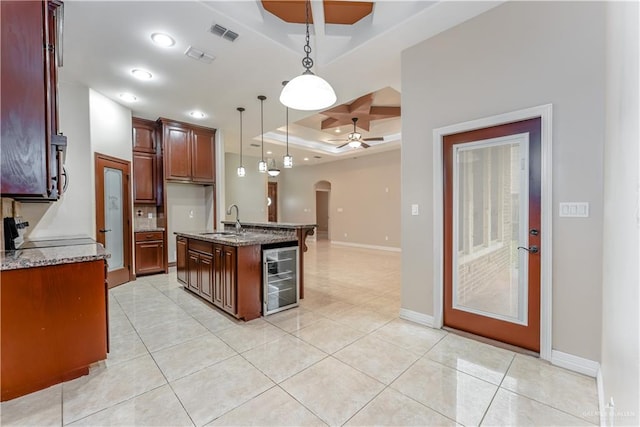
[151,32,175,47]
[303,157,309,161]
[266,151,273,155]
[189,110,206,119]
[131,69,152,80]
[119,93,137,102]
[335,128,341,133]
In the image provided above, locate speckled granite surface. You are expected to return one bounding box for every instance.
[1,244,110,271]
[175,230,297,247]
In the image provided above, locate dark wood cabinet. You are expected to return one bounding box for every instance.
[177,236,187,284]
[132,118,160,205]
[134,231,165,276]
[133,152,156,204]
[1,0,66,200]
[159,119,216,184]
[1,259,107,401]
[177,236,261,320]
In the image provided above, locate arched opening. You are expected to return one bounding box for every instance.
[314,180,331,240]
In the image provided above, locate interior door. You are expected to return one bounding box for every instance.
[95,153,132,288]
[443,118,541,352]
[268,182,278,222]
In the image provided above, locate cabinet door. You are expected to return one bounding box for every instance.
[221,246,236,315]
[199,253,214,302]
[132,118,156,153]
[176,237,187,284]
[1,1,48,197]
[133,152,156,204]
[135,241,164,275]
[187,251,200,293]
[212,245,224,308]
[191,128,215,183]
[164,124,191,181]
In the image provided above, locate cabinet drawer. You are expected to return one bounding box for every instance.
[189,239,213,255]
[135,231,163,242]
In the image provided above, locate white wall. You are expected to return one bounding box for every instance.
[166,183,210,263]
[22,81,94,239]
[279,150,401,248]
[22,83,133,242]
[224,153,268,223]
[600,1,639,424]
[402,1,605,361]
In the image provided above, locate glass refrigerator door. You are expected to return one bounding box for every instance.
[264,247,299,315]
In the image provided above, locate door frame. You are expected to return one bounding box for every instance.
[95,152,133,287]
[432,104,553,360]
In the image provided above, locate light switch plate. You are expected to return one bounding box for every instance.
[411,204,419,216]
[559,202,589,217]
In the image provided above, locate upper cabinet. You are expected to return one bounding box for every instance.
[132,118,160,205]
[159,119,216,185]
[1,0,67,201]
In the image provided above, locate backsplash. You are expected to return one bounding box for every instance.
[134,205,157,230]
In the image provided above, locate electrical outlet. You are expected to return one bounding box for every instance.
[147,212,153,219]
[344,233,348,238]
[385,236,389,241]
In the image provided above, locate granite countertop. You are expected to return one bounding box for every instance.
[175,230,298,247]
[135,227,166,232]
[1,243,110,271]
[221,221,316,229]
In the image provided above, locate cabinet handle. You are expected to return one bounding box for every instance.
[146,234,153,239]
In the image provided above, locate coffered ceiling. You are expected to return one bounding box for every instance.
[60,1,502,164]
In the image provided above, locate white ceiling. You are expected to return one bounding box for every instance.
[61,0,501,164]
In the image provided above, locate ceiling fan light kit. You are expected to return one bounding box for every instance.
[279,0,336,111]
[267,158,281,177]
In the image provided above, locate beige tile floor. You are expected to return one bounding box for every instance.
[1,241,599,426]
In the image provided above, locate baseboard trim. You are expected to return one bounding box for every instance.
[331,240,401,252]
[597,367,606,426]
[550,350,600,378]
[399,308,434,327]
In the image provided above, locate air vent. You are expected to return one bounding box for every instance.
[250,143,260,148]
[210,24,240,42]
[314,155,322,159]
[184,46,215,64]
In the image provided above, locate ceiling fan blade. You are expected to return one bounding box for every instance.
[362,137,384,142]
[328,139,347,142]
[361,142,371,149]
[336,142,350,149]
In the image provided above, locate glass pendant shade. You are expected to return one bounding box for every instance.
[258,160,267,173]
[283,155,293,168]
[280,73,336,111]
[267,168,280,177]
[237,166,245,177]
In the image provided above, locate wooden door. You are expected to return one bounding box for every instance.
[268,182,278,222]
[222,246,236,314]
[176,237,187,284]
[164,124,191,180]
[443,118,541,352]
[187,251,200,293]
[132,152,156,204]
[213,244,224,308]
[95,153,132,288]
[191,128,215,183]
[199,253,214,302]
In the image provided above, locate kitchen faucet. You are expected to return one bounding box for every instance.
[226,204,241,233]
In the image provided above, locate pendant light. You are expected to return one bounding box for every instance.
[258,95,267,173]
[267,158,280,177]
[279,0,336,111]
[236,107,246,177]
[282,81,293,168]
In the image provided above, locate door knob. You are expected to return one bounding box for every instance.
[99,229,112,233]
[518,245,539,254]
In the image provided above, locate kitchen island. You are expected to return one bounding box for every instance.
[175,230,299,321]
[0,241,110,401]
[220,221,316,298]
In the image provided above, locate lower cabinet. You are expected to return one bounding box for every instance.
[177,236,261,320]
[134,231,165,276]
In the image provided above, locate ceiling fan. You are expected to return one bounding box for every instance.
[329,117,384,149]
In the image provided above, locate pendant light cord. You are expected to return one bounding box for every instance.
[286,106,289,155]
[259,96,266,162]
[302,0,313,73]
[239,108,243,166]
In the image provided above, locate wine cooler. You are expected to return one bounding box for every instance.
[263,246,299,315]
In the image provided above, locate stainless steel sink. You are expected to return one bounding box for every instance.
[199,231,237,236]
